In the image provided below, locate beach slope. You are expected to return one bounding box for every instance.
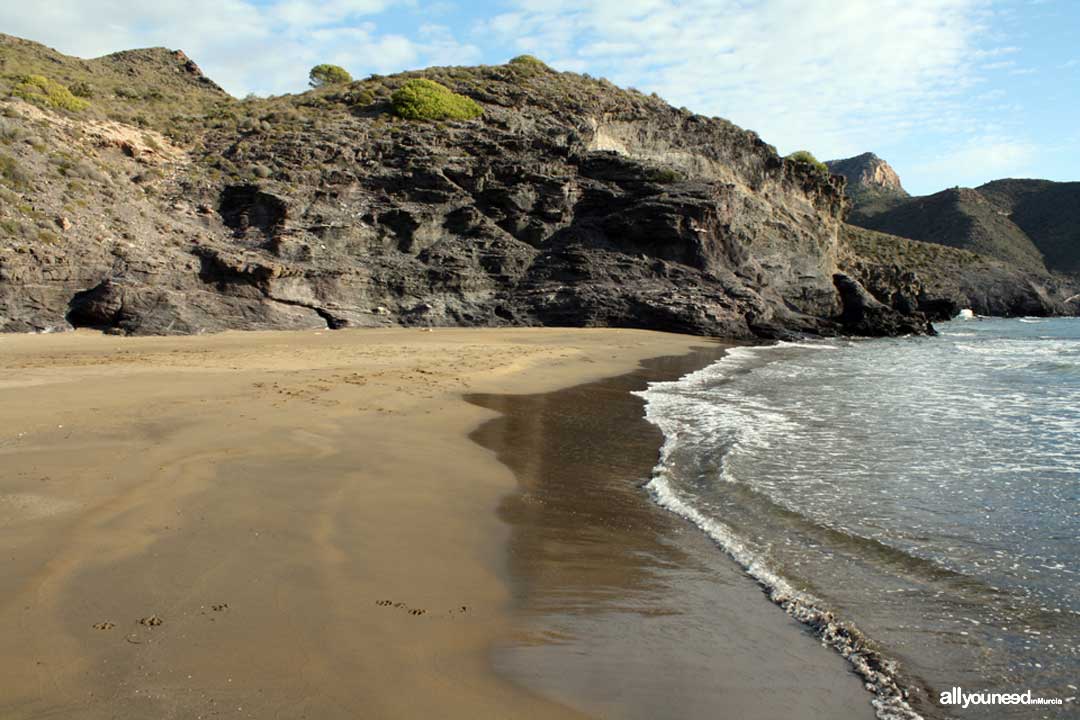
[0,327,706,719]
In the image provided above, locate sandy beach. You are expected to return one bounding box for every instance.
[0,327,872,719]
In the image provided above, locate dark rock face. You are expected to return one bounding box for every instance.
[833,272,931,337]
[219,185,289,239]
[0,49,934,338]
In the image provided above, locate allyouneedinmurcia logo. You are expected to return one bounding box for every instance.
[939,687,1065,709]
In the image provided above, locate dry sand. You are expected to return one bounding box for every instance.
[0,327,709,719]
[0,327,874,720]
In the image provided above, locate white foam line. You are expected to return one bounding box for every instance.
[638,347,925,720]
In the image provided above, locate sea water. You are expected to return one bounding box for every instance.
[637,317,1079,719]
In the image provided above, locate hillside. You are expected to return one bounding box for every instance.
[0,35,1073,338]
[0,33,229,141]
[851,186,1048,272]
[976,179,1080,275]
[840,224,1072,317]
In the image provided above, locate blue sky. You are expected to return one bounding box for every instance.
[2,0,1076,194]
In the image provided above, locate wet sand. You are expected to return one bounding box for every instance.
[470,350,877,720]
[0,327,871,719]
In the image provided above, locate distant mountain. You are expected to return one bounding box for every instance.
[831,151,1080,281]
[825,152,908,220]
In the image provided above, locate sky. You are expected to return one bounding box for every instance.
[1,0,1076,195]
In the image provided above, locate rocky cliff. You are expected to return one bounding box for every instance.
[826,152,906,196]
[825,152,909,222]
[0,37,992,338]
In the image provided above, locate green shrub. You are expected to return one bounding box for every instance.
[12,76,89,112]
[309,64,352,88]
[507,54,550,76]
[69,81,94,98]
[351,89,376,107]
[509,54,545,66]
[0,154,31,189]
[391,79,483,121]
[0,119,26,144]
[646,167,683,184]
[0,219,22,237]
[786,150,830,178]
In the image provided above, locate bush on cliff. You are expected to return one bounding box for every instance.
[390,79,483,121]
[786,150,830,179]
[506,54,551,78]
[309,64,352,88]
[12,75,89,112]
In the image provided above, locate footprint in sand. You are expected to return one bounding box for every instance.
[211,603,229,612]
[375,600,428,616]
[92,621,115,630]
[138,615,163,627]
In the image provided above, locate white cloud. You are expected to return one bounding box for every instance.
[478,0,994,161]
[0,0,477,95]
[911,134,1038,185]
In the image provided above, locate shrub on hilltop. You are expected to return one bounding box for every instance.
[786,150,830,179]
[390,78,483,121]
[12,75,89,112]
[309,64,353,88]
[506,54,551,77]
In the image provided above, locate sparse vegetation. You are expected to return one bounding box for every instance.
[786,150,830,179]
[0,37,232,140]
[12,75,89,112]
[0,119,26,144]
[390,79,483,121]
[309,64,352,88]
[646,167,683,184]
[844,225,983,271]
[0,153,31,189]
[69,81,94,98]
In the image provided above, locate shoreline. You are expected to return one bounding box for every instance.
[468,347,876,720]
